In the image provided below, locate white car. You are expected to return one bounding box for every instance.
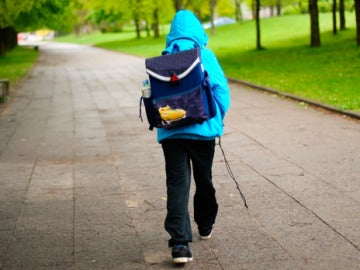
[202,17,236,29]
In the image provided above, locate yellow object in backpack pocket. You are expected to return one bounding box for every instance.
[158,105,186,122]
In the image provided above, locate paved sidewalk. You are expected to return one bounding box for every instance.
[0,42,360,270]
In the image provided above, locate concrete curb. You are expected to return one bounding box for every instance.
[228,78,360,121]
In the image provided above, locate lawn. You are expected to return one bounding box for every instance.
[215,13,360,111]
[0,46,39,98]
[70,13,359,112]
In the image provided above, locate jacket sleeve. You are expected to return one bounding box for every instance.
[201,49,230,119]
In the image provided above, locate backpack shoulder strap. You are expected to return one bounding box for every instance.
[165,37,200,52]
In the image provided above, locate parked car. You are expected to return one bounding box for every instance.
[202,17,236,29]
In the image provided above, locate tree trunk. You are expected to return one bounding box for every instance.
[10,27,17,49]
[193,8,202,20]
[339,0,346,30]
[0,28,5,56]
[0,27,18,56]
[134,17,141,39]
[153,8,160,38]
[270,6,275,16]
[255,0,262,49]
[145,20,150,38]
[299,0,305,14]
[356,0,360,46]
[309,0,321,47]
[235,0,243,21]
[332,0,337,35]
[173,0,182,11]
[210,0,217,35]
[277,0,282,16]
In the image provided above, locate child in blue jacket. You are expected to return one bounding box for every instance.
[159,10,230,264]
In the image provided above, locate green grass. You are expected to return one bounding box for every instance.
[0,46,40,95]
[215,13,360,111]
[55,31,137,45]
[63,13,358,111]
[6,12,359,112]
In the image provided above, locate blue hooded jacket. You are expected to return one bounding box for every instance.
[157,10,230,143]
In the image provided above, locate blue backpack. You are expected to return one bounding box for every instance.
[140,47,216,130]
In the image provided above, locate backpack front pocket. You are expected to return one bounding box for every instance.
[153,85,208,129]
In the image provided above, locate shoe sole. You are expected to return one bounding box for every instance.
[200,232,212,240]
[173,257,193,264]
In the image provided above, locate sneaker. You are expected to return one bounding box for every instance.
[199,225,213,240]
[171,244,193,264]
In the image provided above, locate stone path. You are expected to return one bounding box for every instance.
[0,42,359,269]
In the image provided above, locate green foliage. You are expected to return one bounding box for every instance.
[0,0,36,28]
[317,0,332,13]
[283,5,306,15]
[89,9,125,33]
[79,0,175,35]
[217,0,236,18]
[0,0,76,32]
[14,0,74,32]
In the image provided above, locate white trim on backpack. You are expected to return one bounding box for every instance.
[146,57,201,82]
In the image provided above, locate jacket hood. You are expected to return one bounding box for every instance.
[165,10,208,49]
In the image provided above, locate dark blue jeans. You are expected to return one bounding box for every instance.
[161,139,218,247]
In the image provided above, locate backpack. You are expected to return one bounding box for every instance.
[139,47,216,130]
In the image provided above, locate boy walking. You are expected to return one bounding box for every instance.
[158,10,230,264]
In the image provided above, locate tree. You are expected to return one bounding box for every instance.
[189,0,208,19]
[0,0,36,55]
[332,0,337,34]
[0,27,17,55]
[83,0,135,34]
[130,0,143,38]
[147,0,174,38]
[70,0,93,35]
[173,0,183,11]
[234,0,243,21]
[255,0,263,49]
[153,8,160,38]
[355,0,360,45]
[309,0,321,46]
[210,0,218,34]
[87,0,174,39]
[0,0,74,55]
[276,0,281,16]
[14,0,74,32]
[218,0,236,17]
[339,0,346,30]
